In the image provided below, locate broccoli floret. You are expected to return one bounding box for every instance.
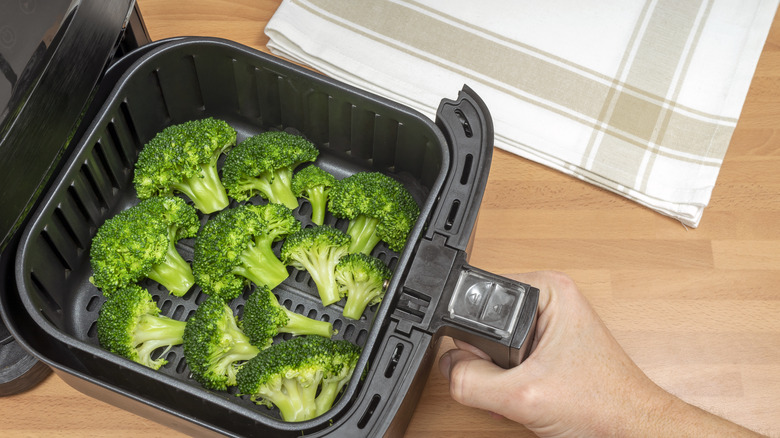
[133,117,236,214]
[236,336,361,422]
[291,165,337,226]
[193,204,300,300]
[280,225,350,307]
[252,202,302,244]
[334,253,392,320]
[327,172,420,255]
[89,196,199,297]
[314,336,362,417]
[96,284,186,370]
[182,296,260,391]
[222,131,319,209]
[241,285,334,349]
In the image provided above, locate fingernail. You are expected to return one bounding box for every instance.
[438,352,451,380]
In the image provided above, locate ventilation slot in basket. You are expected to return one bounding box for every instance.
[29,272,63,317]
[357,394,382,429]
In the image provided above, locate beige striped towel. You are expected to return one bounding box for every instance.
[265,0,778,227]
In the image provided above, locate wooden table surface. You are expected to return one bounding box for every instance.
[2,1,778,436]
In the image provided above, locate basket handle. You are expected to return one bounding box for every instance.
[427,85,494,252]
[403,235,539,369]
[399,86,538,368]
[437,253,539,368]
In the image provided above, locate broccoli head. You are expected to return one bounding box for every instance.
[89,196,200,297]
[291,165,337,226]
[193,204,300,300]
[280,225,351,307]
[252,202,302,244]
[222,131,319,209]
[327,172,420,254]
[334,253,392,320]
[241,285,334,349]
[314,336,363,417]
[182,296,260,391]
[236,335,361,422]
[96,284,186,370]
[133,117,236,214]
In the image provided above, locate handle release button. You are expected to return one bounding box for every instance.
[448,266,527,338]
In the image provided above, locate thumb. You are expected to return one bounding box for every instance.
[438,348,510,414]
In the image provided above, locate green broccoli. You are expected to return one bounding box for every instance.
[291,165,337,226]
[89,196,200,297]
[241,285,334,349]
[280,225,351,307]
[96,284,186,370]
[182,296,260,391]
[193,204,300,300]
[252,202,302,244]
[327,172,420,255]
[236,335,361,422]
[334,253,392,320]
[314,336,363,417]
[133,117,236,214]
[221,131,319,209]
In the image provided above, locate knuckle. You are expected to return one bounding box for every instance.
[547,270,575,287]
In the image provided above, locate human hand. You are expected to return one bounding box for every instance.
[437,271,763,437]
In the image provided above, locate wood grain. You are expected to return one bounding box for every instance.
[1,1,777,437]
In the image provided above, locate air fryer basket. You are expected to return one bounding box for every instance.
[11,37,537,437]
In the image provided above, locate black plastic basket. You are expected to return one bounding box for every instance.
[9,38,537,437]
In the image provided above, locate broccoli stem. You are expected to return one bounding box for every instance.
[315,380,348,416]
[305,187,329,226]
[212,321,261,387]
[217,343,261,387]
[223,341,262,362]
[233,242,290,290]
[243,170,300,209]
[132,314,186,367]
[303,261,341,307]
[172,164,230,214]
[281,310,335,338]
[346,215,382,255]
[267,169,300,210]
[147,243,195,297]
[342,286,381,320]
[271,379,318,422]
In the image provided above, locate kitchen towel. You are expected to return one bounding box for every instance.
[265,0,778,227]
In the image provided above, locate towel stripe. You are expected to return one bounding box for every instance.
[582,0,656,173]
[585,0,716,192]
[296,0,736,173]
[637,0,715,193]
[402,0,738,125]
